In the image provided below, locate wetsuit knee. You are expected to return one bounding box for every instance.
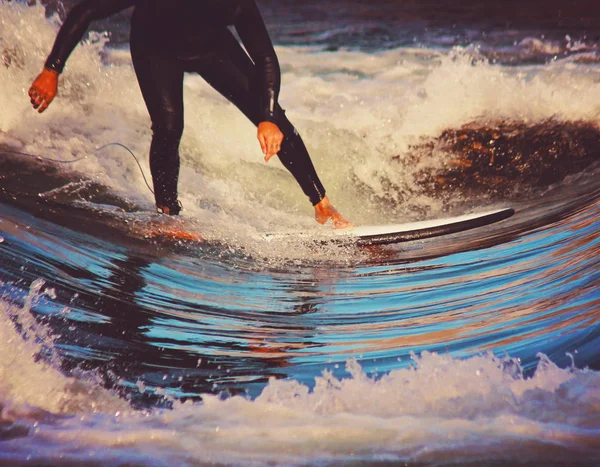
[152,119,184,148]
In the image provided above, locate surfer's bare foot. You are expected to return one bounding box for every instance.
[156,201,182,216]
[314,196,352,229]
[157,206,173,215]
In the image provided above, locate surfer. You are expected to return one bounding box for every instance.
[28,0,351,228]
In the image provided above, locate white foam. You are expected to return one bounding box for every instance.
[0,280,129,418]
[2,344,598,465]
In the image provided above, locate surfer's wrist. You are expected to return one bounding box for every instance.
[43,67,60,76]
[44,57,64,74]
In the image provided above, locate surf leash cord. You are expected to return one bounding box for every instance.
[1,143,155,196]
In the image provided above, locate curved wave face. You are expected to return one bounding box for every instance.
[1,1,599,465]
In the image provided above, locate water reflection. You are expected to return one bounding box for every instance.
[48,252,333,405]
[0,177,598,409]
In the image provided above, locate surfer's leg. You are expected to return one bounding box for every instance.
[189,31,327,206]
[131,43,184,215]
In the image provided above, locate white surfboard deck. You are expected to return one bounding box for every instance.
[265,207,514,246]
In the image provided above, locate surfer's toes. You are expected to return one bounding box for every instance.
[330,213,353,229]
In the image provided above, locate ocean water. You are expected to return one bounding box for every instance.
[0,0,599,465]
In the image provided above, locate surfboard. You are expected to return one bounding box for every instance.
[266,207,514,246]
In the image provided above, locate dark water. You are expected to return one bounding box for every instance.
[261,0,600,52]
[40,0,600,54]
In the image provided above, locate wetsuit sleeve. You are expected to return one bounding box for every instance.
[44,0,135,73]
[233,0,280,123]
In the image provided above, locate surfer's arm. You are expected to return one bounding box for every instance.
[234,0,283,160]
[234,0,280,123]
[29,0,134,113]
[44,0,135,73]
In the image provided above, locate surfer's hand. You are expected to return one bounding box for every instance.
[257,121,283,162]
[28,68,59,113]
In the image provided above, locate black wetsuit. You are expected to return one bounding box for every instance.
[45,0,326,213]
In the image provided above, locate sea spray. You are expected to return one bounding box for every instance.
[0,279,129,416]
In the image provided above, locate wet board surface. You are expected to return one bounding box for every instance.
[266,207,515,246]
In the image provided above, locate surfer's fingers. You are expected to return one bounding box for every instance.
[267,130,283,154]
[28,78,44,96]
[38,99,50,113]
[29,86,42,102]
[33,91,46,105]
[31,95,42,109]
[267,139,280,156]
[264,139,279,161]
[29,86,42,103]
[31,90,54,112]
[258,132,267,155]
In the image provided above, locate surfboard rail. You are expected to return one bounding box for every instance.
[265,207,515,246]
[343,207,515,246]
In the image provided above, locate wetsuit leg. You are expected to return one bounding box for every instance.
[188,31,326,205]
[130,41,184,213]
